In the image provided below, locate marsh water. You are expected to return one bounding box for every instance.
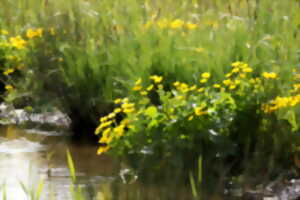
[0,125,191,200]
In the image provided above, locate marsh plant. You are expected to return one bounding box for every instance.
[0,0,299,196]
[0,0,299,137]
[95,62,300,191]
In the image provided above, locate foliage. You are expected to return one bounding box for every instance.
[0,0,299,191]
[0,0,299,131]
[95,62,300,186]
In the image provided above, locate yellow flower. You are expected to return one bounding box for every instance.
[239,73,246,78]
[99,135,112,144]
[194,107,207,116]
[122,103,135,109]
[135,78,142,85]
[114,125,125,137]
[97,146,110,155]
[213,84,221,88]
[123,108,135,113]
[3,68,15,76]
[226,73,232,78]
[99,116,108,123]
[9,36,27,49]
[5,85,13,91]
[173,81,180,87]
[201,72,211,79]
[262,72,277,79]
[102,128,112,136]
[122,98,129,103]
[229,84,236,90]
[26,28,43,39]
[185,22,198,30]
[293,84,300,91]
[231,61,242,68]
[113,108,122,114]
[108,113,116,119]
[132,85,142,91]
[200,79,207,83]
[114,98,122,104]
[231,68,240,73]
[150,75,163,83]
[268,72,277,79]
[188,115,194,121]
[146,84,154,91]
[241,63,249,68]
[177,83,189,93]
[98,120,113,129]
[170,19,184,29]
[223,79,231,86]
[243,67,253,73]
[95,126,101,135]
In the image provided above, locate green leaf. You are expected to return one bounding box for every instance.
[145,106,158,118]
[283,110,298,132]
[148,119,158,128]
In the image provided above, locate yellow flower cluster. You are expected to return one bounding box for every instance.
[173,81,197,93]
[150,75,163,83]
[3,68,15,76]
[144,18,198,30]
[9,36,27,49]
[95,61,287,155]
[221,61,254,90]
[132,75,163,95]
[95,98,135,154]
[226,61,253,78]
[199,72,211,84]
[26,28,43,39]
[292,84,300,93]
[262,95,300,113]
[262,72,277,79]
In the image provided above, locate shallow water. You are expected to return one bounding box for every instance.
[0,125,192,200]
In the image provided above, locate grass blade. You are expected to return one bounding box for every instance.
[198,156,202,183]
[66,149,76,182]
[35,178,45,200]
[189,172,198,198]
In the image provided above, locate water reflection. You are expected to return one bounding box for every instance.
[0,125,192,200]
[0,125,115,200]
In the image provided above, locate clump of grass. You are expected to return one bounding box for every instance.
[0,0,299,135]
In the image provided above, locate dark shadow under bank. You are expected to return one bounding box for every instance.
[68,108,100,144]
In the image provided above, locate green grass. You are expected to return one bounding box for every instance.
[0,1,299,197]
[0,1,298,96]
[0,0,299,122]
